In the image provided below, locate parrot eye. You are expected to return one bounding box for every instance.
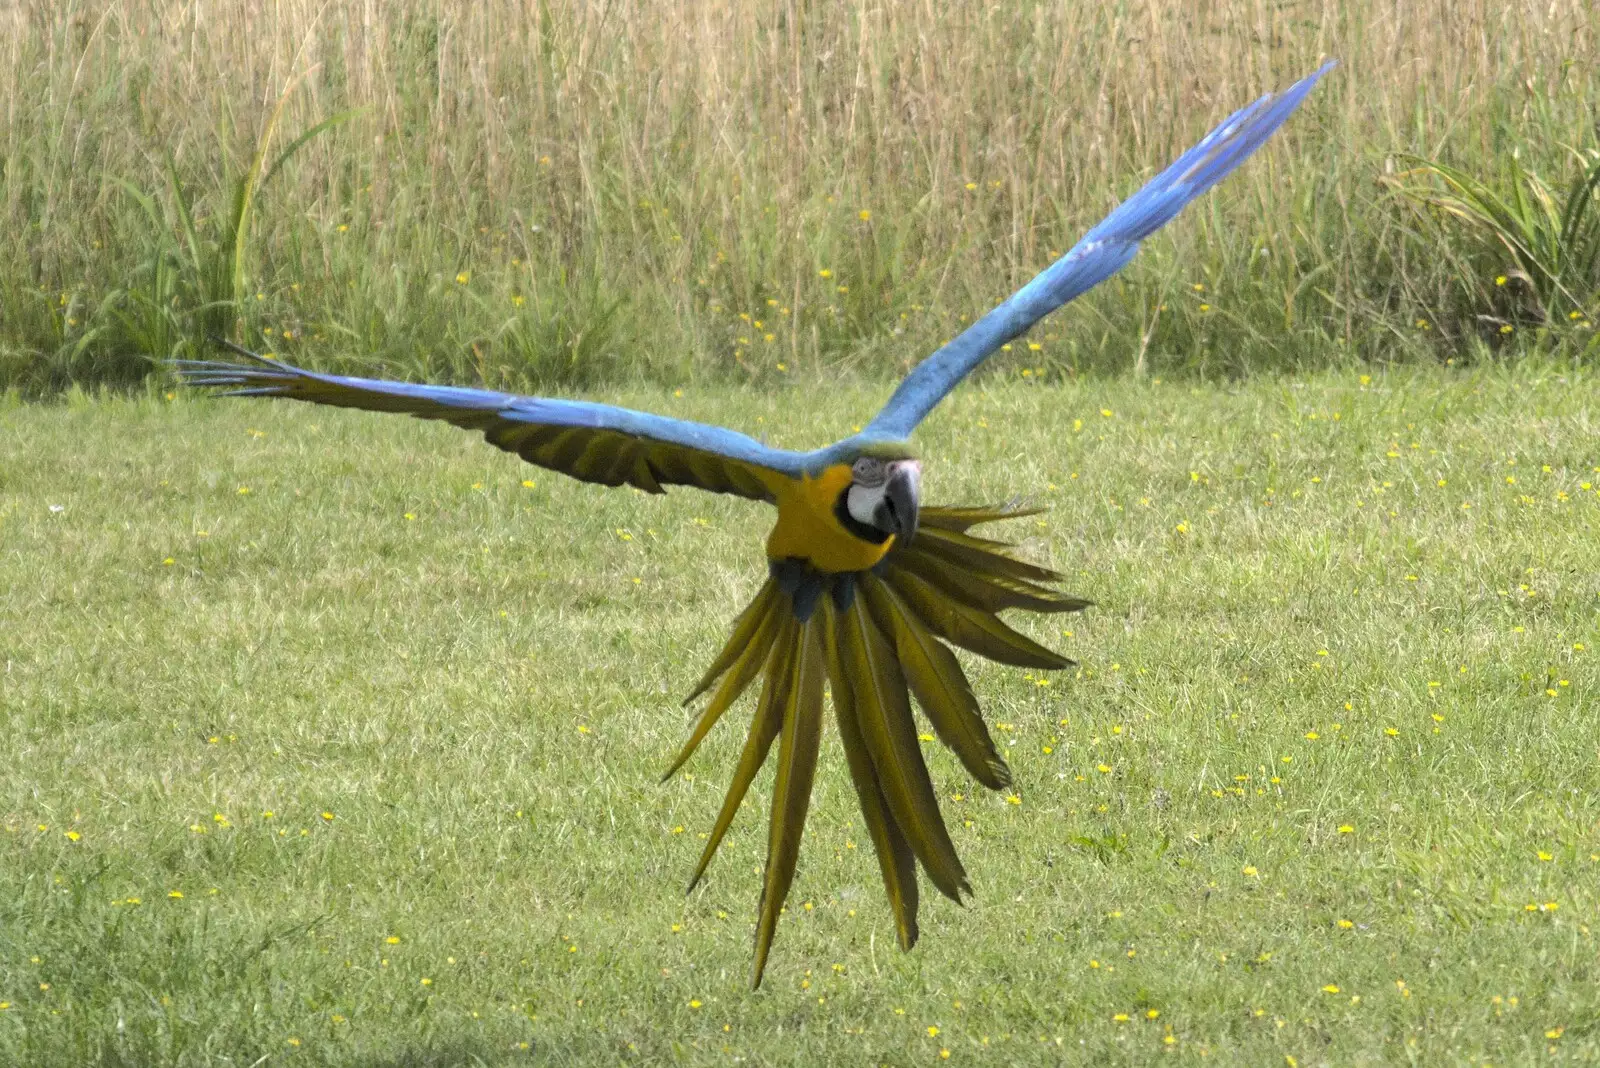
[851,457,888,487]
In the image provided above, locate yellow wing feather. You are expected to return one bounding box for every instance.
[685,616,797,892]
[840,581,969,902]
[683,579,781,705]
[887,567,1071,670]
[892,544,1088,615]
[661,581,783,781]
[863,578,1011,790]
[821,594,921,951]
[751,617,826,986]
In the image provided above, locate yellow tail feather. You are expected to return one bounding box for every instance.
[751,617,826,987]
[675,501,1082,981]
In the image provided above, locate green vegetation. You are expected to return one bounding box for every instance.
[2,1,1599,395]
[1388,148,1600,342]
[3,368,1598,1064]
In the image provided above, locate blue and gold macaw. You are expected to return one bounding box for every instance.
[184,64,1331,985]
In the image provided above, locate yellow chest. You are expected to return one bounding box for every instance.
[765,466,895,574]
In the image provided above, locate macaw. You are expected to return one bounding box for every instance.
[183,63,1332,986]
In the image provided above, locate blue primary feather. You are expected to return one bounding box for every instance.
[863,60,1335,441]
[182,343,823,499]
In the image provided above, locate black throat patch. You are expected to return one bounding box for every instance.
[834,486,891,545]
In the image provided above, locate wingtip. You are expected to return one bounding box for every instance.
[206,336,298,373]
[208,335,261,361]
[750,908,781,989]
[1289,58,1339,100]
[990,759,1014,790]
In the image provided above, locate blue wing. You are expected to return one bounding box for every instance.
[182,342,810,501]
[864,61,1335,440]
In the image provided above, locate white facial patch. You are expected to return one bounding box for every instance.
[846,482,886,527]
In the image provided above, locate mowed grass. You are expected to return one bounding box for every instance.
[2,366,1599,1065]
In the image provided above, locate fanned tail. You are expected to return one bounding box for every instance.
[673,502,1086,987]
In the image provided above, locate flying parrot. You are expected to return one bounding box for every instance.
[183,63,1333,986]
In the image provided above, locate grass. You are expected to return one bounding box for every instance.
[3,366,1600,1064]
[3,0,1600,394]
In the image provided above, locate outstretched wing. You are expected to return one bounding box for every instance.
[865,61,1335,439]
[181,342,808,501]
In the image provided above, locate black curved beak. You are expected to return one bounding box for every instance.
[878,460,921,542]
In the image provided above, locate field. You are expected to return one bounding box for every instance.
[3,0,1599,393]
[3,366,1599,1064]
[5,0,1600,1062]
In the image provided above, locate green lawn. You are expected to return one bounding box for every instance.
[2,366,1598,1065]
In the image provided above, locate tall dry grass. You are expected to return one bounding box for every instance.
[2,0,1597,394]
